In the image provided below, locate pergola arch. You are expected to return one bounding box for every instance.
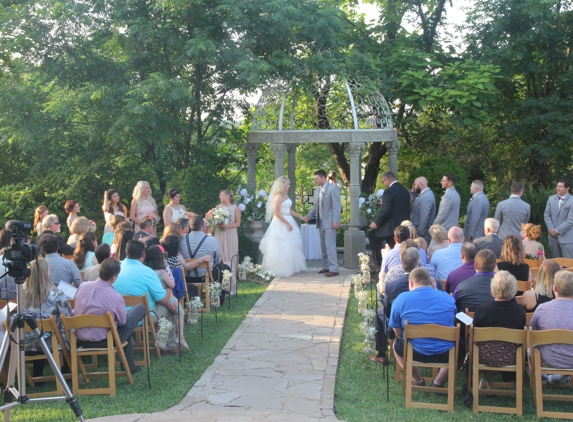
[246,75,399,268]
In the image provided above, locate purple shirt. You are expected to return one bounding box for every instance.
[74,278,127,342]
[445,261,476,294]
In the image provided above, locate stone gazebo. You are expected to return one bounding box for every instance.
[246,76,399,269]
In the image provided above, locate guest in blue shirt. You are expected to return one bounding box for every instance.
[113,240,181,356]
[389,267,456,387]
[430,226,464,280]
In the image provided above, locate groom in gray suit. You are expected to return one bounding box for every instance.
[544,178,573,258]
[303,170,342,277]
[464,180,489,241]
[494,182,530,240]
[433,173,461,231]
[410,177,436,245]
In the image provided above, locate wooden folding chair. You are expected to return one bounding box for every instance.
[402,321,460,412]
[132,293,161,359]
[516,280,532,293]
[469,326,526,415]
[551,258,573,268]
[61,311,134,396]
[185,258,211,313]
[2,316,71,398]
[528,327,573,419]
[122,295,150,367]
[515,295,523,305]
[61,254,74,260]
[524,258,542,269]
[526,313,534,326]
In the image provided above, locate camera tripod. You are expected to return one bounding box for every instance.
[0,277,84,421]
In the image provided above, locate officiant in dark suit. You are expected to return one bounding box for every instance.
[368,171,411,267]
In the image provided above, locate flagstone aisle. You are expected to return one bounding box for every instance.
[91,265,352,422]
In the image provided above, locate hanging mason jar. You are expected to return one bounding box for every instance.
[362,270,371,284]
[211,295,221,308]
[358,299,367,313]
[239,267,247,281]
[354,282,363,296]
[222,277,231,292]
[363,336,376,354]
[230,273,237,296]
[187,308,198,325]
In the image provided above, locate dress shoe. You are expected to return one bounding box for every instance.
[130,366,142,374]
[318,269,329,274]
[369,355,387,364]
[324,271,339,277]
[160,346,182,356]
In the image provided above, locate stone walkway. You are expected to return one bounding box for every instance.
[91,265,352,422]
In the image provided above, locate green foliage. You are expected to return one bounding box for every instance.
[407,156,471,222]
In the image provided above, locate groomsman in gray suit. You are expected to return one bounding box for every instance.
[303,170,342,277]
[494,182,530,239]
[544,178,573,258]
[464,180,489,241]
[410,177,436,245]
[433,173,461,231]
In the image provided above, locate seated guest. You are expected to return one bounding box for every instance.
[74,258,146,374]
[473,218,504,258]
[401,220,428,263]
[39,234,82,287]
[445,242,478,294]
[530,270,573,384]
[414,236,427,253]
[160,223,183,244]
[161,235,209,274]
[102,214,127,246]
[427,224,448,260]
[134,218,154,242]
[371,247,441,364]
[389,268,457,387]
[83,243,111,281]
[473,271,526,389]
[522,259,561,312]
[430,226,464,280]
[112,240,181,356]
[22,258,72,378]
[72,232,97,271]
[36,214,74,255]
[521,223,545,260]
[454,249,497,312]
[111,229,134,261]
[67,217,90,249]
[203,219,214,235]
[497,234,532,283]
[180,216,221,282]
[175,218,190,235]
[382,240,441,290]
[378,226,411,285]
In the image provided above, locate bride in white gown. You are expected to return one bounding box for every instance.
[259,176,307,277]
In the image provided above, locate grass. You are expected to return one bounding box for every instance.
[2,281,268,422]
[334,287,571,421]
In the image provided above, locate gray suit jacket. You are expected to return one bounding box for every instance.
[544,193,573,244]
[306,182,341,230]
[464,191,489,240]
[494,196,530,240]
[434,187,461,231]
[410,188,436,241]
[473,233,503,258]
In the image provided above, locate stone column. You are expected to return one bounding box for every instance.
[287,144,299,206]
[387,141,400,176]
[246,143,260,191]
[344,142,366,269]
[270,143,286,180]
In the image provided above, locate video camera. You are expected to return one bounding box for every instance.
[2,221,38,282]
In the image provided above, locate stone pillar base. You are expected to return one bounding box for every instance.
[344,229,365,269]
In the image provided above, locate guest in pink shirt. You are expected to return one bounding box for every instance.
[74,258,146,373]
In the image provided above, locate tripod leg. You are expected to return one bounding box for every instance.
[32,329,85,422]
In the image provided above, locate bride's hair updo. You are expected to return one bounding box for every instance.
[274,177,289,196]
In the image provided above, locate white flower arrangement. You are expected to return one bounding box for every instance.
[355,290,370,303]
[362,309,376,322]
[350,274,364,286]
[221,269,232,291]
[211,206,232,226]
[235,185,268,222]
[187,296,204,310]
[155,317,175,349]
[208,281,222,299]
[360,321,377,339]
[359,191,384,221]
[237,256,274,284]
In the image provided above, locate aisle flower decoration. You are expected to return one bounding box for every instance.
[155,317,175,348]
[208,281,222,307]
[186,296,203,324]
[356,290,369,313]
[351,274,364,295]
[235,186,268,222]
[357,252,370,273]
[237,256,274,284]
[221,269,232,291]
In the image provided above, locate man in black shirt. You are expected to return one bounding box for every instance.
[370,247,421,364]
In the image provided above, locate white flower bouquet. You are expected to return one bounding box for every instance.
[155,317,175,349]
[211,206,232,228]
[359,190,384,222]
[235,185,268,222]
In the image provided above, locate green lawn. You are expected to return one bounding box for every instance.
[2,281,268,422]
[334,288,571,421]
